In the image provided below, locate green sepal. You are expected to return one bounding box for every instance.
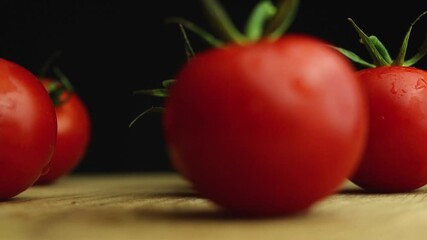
[369,35,392,64]
[400,11,427,66]
[129,106,165,128]
[45,81,66,106]
[168,0,300,47]
[53,67,74,93]
[165,17,224,47]
[264,0,300,40]
[347,18,390,66]
[162,79,175,89]
[334,46,376,68]
[244,0,277,41]
[133,88,169,97]
[133,79,175,98]
[201,0,247,44]
[337,11,427,68]
[404,36,427,66]
[178,24,196,60]
[130,79,172,126]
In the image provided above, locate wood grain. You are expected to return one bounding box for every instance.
[1,173,427,240]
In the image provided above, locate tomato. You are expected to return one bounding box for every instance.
[34,77,91,185]
[159,0,368,216]
[129,0,369,216]
[0,58,57,200]
[349,67,427,192]
[336,12,427,192]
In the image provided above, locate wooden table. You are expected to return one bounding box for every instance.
[1,172,427,240]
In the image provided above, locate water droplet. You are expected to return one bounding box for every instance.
[415,79,426,90]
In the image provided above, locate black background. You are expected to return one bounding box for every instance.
[1,1,426,173]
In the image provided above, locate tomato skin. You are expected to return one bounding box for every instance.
[0,59,57,200]
[163,35,368,216]
[35,78,91,185]
[350,66,427,192]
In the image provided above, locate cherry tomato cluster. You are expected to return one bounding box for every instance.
[138,0,427,217]
[0,57,91,200]
[2,0,427,219]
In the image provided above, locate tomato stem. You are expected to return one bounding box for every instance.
[167,0,299,47]
[44,67,74,107]
[244,1,277,41]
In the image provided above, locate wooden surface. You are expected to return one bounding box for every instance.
[1,173,427,240]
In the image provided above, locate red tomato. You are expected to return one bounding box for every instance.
[350,66,427,192]
[35,78,91,185]
[163,35,368,216]
[335,12,427,192]
[0,58,57,200]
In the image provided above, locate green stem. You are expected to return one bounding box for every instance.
[47,67,74,106]
[244,1,277,41]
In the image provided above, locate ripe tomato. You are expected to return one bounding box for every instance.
[35,77,91,185]
[0,58,57,200]
[350,66,427,192]
[160,0,368,217]
[164,34,368,216]
[336,12,427,192]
